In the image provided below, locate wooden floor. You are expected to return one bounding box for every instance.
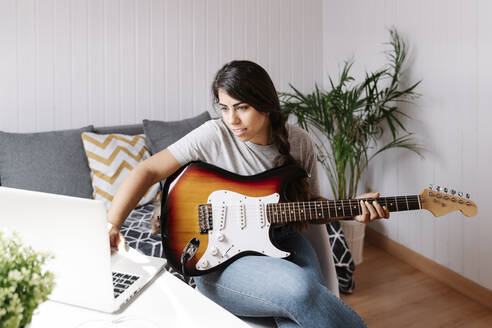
[341,243,492,327]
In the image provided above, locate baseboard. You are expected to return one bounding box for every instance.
[365,227,492,311]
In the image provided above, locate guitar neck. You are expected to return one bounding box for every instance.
[266,195,422,224]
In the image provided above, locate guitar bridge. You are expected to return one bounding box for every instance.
[198,204,213,234]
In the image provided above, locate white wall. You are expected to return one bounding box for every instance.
[0,0,322,132]
[323,0,492,290]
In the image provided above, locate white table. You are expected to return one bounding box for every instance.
[30,270,252,328]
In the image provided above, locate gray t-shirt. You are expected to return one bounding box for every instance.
[167,118,320,198]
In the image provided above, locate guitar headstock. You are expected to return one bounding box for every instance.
[419,188,477,217]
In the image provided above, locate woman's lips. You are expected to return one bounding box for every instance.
[232,128,247,137]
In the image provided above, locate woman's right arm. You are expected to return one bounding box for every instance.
[108,149,181,250]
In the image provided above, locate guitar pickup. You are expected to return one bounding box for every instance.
[239,202,246,229]
[259,202,266,228]
[219,204,227,230]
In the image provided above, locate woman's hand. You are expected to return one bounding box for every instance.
[354,192,390,223]
[108,222,128,254]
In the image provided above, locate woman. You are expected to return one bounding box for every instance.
[108,60,389,327]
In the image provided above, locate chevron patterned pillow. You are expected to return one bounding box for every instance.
[81,132,160,209]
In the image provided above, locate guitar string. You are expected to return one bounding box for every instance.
[204,199,422,212]
[202,196,468,225]
[202,199,422,212]
[265,201,421,222]
[202,197,421,208]
[201,195,468,214]
[202,199,422,223]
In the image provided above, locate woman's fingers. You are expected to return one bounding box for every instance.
[366,201,378,220]
[355,200,369,223]
[119,233,128,251]
[379,203,390,219]
[384,206,390,218]
[110,233,119,254]
[372,200,387,219]
[110,234,128,254]
[355,198,390,223]
[108,223,127,253]
[372,199,390,219]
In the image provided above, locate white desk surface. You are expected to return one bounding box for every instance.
[30,270,251,328]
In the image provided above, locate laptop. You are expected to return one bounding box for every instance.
[0,186,166,313]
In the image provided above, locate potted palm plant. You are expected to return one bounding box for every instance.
[280,28,422,292]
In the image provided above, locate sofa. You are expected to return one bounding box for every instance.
[0,111,339,327]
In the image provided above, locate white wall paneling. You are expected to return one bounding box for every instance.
[0,1,18,130]
[0,0,323,132]
[477,0,492,291]
[324,0,492,290]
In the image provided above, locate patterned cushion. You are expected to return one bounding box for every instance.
[327,221,355,294]
[81,133,160,209]
[122,204,195,287]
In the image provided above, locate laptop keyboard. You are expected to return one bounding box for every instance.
[112,271,140,299]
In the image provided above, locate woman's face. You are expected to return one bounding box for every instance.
[218,89,271,145]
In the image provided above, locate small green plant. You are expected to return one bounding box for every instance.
[280,28,422,200]
[0,230,55,328]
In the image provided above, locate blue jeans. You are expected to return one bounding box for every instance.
[194,227,367,328]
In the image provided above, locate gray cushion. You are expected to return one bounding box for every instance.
[142,111,211,154]
[0,126,95,198]
[94,123,143,135]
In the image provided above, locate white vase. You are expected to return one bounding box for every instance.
[340,220,366,265]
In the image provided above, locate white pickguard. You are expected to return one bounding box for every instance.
[196,190,289,271]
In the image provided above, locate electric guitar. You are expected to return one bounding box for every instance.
[159,162,477,276]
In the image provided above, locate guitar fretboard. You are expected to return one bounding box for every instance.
[265,196,421,224]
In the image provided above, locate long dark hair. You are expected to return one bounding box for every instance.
[212,61,311,229]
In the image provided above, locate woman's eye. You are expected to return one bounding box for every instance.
[220,107,229,112]
[237,105,249,111]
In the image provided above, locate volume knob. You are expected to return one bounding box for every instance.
[217,232,225,242]
[211,247,219,256]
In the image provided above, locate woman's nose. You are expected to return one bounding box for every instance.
[226,110,240,124]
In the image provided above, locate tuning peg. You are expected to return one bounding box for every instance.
[458,192,463,197]
[429,184,433,190]
[451,189,456,195]
[444,187,448,193]
[436,186,441,192]
[466,193,470,199]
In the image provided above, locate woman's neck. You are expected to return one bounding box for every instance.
[249,122,273,145]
